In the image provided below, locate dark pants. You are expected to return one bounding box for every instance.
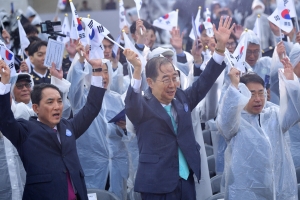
[141,172,196,200]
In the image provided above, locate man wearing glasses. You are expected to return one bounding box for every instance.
[124,16,234,199]
[217,59,299,199]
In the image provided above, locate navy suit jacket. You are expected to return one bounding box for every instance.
[0,85,106,200]
[125,57,226,194]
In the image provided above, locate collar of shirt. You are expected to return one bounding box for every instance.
[37,118,57,130]
[33,69,48,78]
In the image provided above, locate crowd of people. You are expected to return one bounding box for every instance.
[1,0,300,200]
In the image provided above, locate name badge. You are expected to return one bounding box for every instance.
[66,129,72,137]
[184,103,188,112]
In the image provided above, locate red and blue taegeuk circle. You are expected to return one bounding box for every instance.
[5,50,13,61]
[162,14,169,19]
[77,18,83,31]
[281,9,291,20]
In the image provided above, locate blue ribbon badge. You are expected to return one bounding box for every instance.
[66,129,72,137]
[184,103,188,112]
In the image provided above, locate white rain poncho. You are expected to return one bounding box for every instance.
[217,70,300,199]
[110,62,130,95]
[285,43,300,168]
[0,132,25,200]
[191,66,225,200]
[67,57,135,200]
[244,30,272,84]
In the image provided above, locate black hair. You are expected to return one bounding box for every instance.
[210,1,221,13]
[103,33,115,45]
[229,33,237,44]
[130,19,151,34]
[23,23,39,35]
[240,73,265,88]
[145,57,175,81]
[25,36,42,51]
[148,25,157,34]
[31,83,63,105]
[28,40,48,56]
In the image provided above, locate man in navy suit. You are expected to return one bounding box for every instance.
[0,52,106,200]
[124,16,234,199]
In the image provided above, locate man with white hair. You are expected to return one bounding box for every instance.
[244,0,274,49]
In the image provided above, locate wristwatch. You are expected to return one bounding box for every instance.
[92,68,102,72]
[215,47,225,54]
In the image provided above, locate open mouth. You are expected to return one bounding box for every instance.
[167,91,175,96]
[253,105,262,109]
[53,113,60,118]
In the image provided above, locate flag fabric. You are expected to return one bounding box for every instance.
[0,40,17,76]
[112,35,121,57]
[204,8,211,23]
[17,20,30,52]
[189,8,202,40]
[277,0,294,33]
[57,0,67,10]
[70,16,78,40]
[57,15,70,44]
[253,15,261,40]
[119,0,128,30]
[70,1,87,45]
[134,0,142,11]
[279,0,296,17]
[153,11,178,31]
[203,21,214,37]
[81,18,111,59]
[268,8,293,33]
[123,32,146,72]
[232,31,249,73]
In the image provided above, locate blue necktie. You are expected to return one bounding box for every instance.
[164,105,189,180]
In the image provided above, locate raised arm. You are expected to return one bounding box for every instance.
[67,40,91,113]
[216,68,250,140]
[69,48,106,139]
[279,58,300,133]
[184,16,235,110]
[0,61,28,148]
[124,49,144,125]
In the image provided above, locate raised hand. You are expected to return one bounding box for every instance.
[191,37,203,64]
[0,60,10,84]
[75,39,85,63]
[170,27,184,54]
[123,49,141,69]
[50,62,63,80]
[213,16,235,54]
[228,67,240,89]
[135,19,147,44]
[281,57,294,80]
[276,41,286,60]
[123,48,142,79]
[65,39,78,58]
[84,44,103,69]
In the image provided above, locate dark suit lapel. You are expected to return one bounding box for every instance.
[145,89,176,135]
[31,119,61,150]
[172,98,185,135]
